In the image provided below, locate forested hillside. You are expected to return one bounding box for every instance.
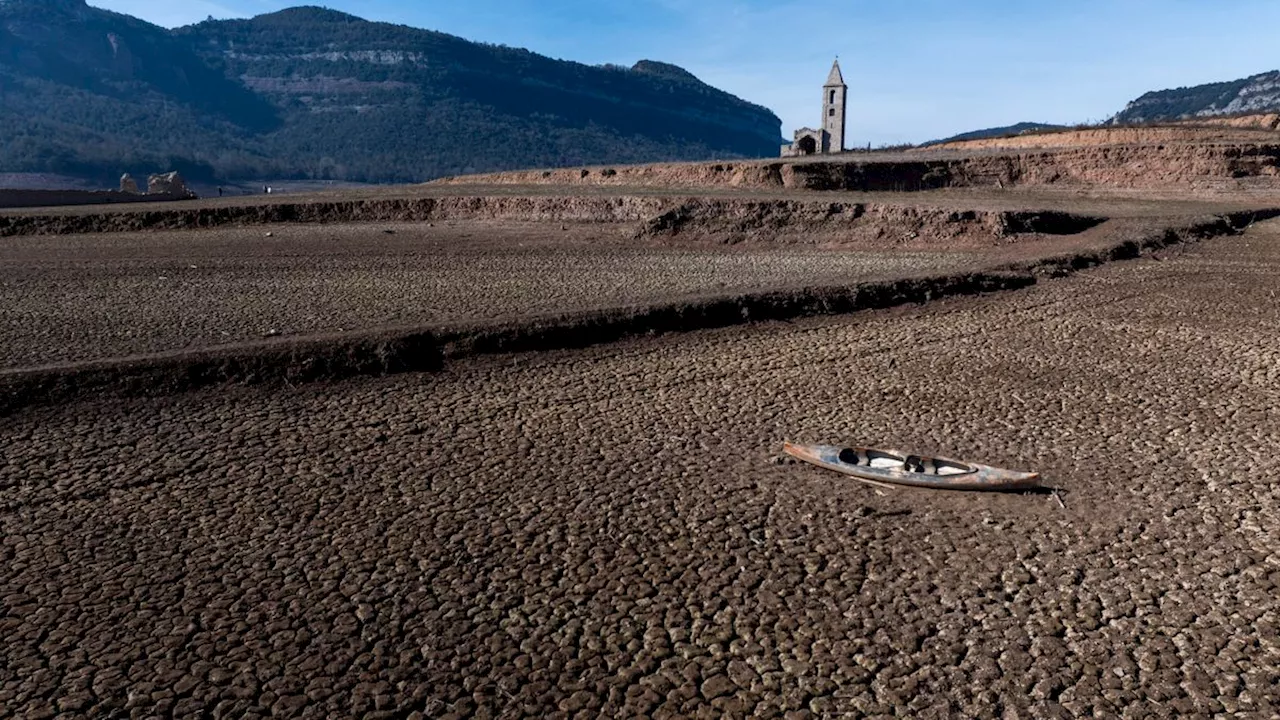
[0,1,782,184]
[1112,71,1280,124]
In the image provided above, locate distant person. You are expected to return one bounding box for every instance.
[218,186,223,197]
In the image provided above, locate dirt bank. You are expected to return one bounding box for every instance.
[784,145,1280,191]
[0,195,671,237]
[636,201,1105,246]
[0,195,1105,242]
[439,144,1280,193]
[3,211,1270,415]
[925,123,1280,151]
[1183,113,1280,131]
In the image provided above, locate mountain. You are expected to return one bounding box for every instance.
[0,1,782,184]
[924,122,1067,146]
[1111,71,1280,124]
[0,0,279,181]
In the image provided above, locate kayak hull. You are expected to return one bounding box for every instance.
[783,442,1041,491]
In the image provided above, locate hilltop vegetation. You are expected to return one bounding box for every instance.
[1112,71,1280,124]
[924,122,1068,146]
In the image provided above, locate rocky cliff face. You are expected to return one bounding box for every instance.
[176,8,781,178]
[0,3,782,183]
[1112,71,1280,124]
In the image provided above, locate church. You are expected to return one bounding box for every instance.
[780,59,847,157]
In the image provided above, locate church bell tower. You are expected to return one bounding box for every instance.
[822,59,847,153]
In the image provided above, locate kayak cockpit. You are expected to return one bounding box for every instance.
[836,447,975,476]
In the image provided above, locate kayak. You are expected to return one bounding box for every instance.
[782,442,1041,491]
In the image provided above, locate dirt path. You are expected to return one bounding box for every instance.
[2,221,1279,717]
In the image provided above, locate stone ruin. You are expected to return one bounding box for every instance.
[146,171,192,197]
[114,171,198,200]
[781,59,848,157]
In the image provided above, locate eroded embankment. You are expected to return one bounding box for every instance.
[3,211,1273,415]
[0,196,670,237]
[0,193,1100,245]
[779,145,1280,191]
[924,123,1280,151]
[441,144,1280,192]
[0,194,1106,249]
[637,201,1104,246]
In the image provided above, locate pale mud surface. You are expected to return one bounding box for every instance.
[0,221,985,370]
[3,220,1279,718]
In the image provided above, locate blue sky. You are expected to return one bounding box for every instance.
[95,0,1280,145]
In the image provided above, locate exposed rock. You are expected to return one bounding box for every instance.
[147,171,190,196]
[630,60,701,83]
[119,174,138,194]
[106,32,134,79]
[1113,70,1280,124]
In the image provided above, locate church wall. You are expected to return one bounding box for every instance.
[783,60,847,157]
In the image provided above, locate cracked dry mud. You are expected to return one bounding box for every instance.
[3,220,1280,718]
[2,191,1270,373]
[0,221,982,370]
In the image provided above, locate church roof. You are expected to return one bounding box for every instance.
[825,59,845,87]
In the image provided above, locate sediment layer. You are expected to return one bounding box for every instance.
[924,123,1280,151]
[442,143,1280,192]
[0,196,661,237]
[635,202,1105,244]
[0,195,1108,241]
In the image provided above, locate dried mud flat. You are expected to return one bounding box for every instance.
[3,218,1280,717]
[1,188,1272,377]
[0,221,987,370]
